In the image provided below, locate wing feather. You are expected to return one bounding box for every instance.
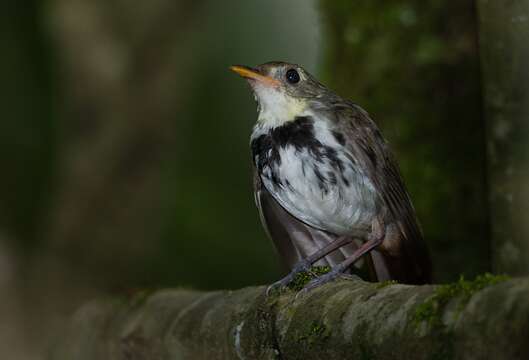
[330,102,432,282]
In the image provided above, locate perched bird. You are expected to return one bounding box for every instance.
[231,62,432,293]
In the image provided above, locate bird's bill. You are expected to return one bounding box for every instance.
[230,65,280,87]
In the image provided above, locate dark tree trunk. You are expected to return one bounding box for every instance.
[477,0,529,276]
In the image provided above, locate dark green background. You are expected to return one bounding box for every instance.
[2,0,487,293]
[1,1,493,356]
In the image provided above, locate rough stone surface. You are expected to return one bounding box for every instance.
[50,277,529,359]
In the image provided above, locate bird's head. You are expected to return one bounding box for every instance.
[230,62,329,127]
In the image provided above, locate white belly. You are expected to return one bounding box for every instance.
[261,145,378,235]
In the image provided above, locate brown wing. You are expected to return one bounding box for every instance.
[332,102,432,283]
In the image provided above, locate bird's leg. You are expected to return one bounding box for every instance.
[266,235,352,295]
[297,218,386,296]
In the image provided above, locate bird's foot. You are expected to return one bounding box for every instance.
[296,265,359,299]
[266,259,311,296]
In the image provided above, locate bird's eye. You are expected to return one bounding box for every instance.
[285,68,300,84]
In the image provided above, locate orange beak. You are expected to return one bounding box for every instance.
[230,65,280,87]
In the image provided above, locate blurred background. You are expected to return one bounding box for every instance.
[4,0,526,358]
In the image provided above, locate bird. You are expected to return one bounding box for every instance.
[230,61,432,294]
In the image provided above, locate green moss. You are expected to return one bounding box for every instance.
[287,266,331,292]
[413,274,508,359]
[414,273,509,326]
[375,280,398,289]
[296,321,331,345]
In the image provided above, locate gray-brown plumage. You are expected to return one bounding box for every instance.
[231,61,432,292]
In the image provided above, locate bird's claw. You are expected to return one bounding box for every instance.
[265,276,293,296]
[294,271,340,299]
[266,259,311,296]
[295,268,360,300]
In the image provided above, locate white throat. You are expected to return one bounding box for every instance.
[253,84,307,127]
